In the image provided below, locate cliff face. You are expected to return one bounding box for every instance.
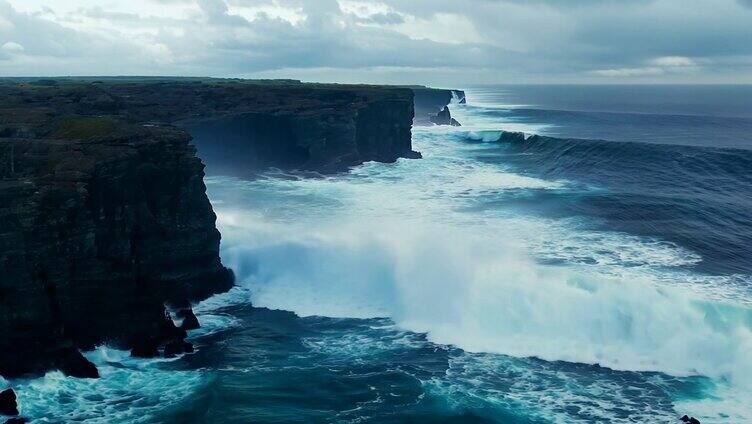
[411,87,466,126]
[0,78,422,378]
[0,79,418,175]
[185,89,417,175]
[0,122,233,378]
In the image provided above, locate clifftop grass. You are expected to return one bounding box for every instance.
[53,117,120,140]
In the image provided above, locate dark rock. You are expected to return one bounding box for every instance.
[0,79,420,175]
[411,87,465,126]
[163,340,194,357]
[177,308,200,331]
[131,339,160,358]
[0,389,18,416]
[428,106,461,127]
[680,415,700,424]
[430,106,452,125]
[184,85,418,174]
[4,418,28,424]
[0,121,233,378]
[0,77,419,378]
[402,150,423,159]
[58,348,99,378]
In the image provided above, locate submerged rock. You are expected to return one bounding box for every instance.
[0,389,18,416]
[680,415,701,424]
[4,418,28,424]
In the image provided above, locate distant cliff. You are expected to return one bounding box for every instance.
[0,78,419,379]
[411,86,466,126]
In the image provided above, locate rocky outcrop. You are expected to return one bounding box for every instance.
[177,308,200,331]
[429,106,461,126]
[411,86,466,126]
[0,118,233,378]
[0,389,18,416]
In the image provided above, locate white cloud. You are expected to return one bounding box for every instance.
[591,67,664,77]
[339,0,392,18]
[0,0,751,83]
[228,4,307,26]
[1,40,23,52]
[391,13,483,45]
[650,56,696,67]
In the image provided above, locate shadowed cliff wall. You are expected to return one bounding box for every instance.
[0,78,421,378]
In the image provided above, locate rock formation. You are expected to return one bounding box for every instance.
[429,106,461,126]
[411,86,466,126]
[0,78,420,175]
[0,78,425,379]
[0,122,233,378]
[0,389,18,416]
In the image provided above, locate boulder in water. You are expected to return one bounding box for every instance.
[0,389,18,416]
[4,418,28,424]
[680,415,701,424]
[59,349,99,379]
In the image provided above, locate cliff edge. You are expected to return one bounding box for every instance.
[0,121,234,378]
[0,78,419,379]
[410,86,466,126]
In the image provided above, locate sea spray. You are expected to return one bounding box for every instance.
[215,204,752,386]
[10,347,210,423]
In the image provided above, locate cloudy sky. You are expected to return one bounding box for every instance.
[1,0,751,84]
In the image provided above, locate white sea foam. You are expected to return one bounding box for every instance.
[11,347,210,423]
[217,205,752,383]
[207,132,752,389]
[200,98,752,422]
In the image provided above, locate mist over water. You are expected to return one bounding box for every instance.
[8,86,752,423]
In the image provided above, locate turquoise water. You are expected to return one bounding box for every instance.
[5,86,752,423]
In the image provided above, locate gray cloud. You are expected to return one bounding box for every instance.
[1,0,751,84]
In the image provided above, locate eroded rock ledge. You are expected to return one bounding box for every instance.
[0,77,424,379]
[411,86,466,126]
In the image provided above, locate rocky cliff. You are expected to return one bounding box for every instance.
[411,86,466,126]
[0,79,419,175]
[0,78,418,379]
[0,122,233,378]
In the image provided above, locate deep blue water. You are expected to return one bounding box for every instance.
[5,85,752,423]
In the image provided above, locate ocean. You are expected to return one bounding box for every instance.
[7,85,752,423]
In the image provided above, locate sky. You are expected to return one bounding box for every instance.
[1,0,751,85]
